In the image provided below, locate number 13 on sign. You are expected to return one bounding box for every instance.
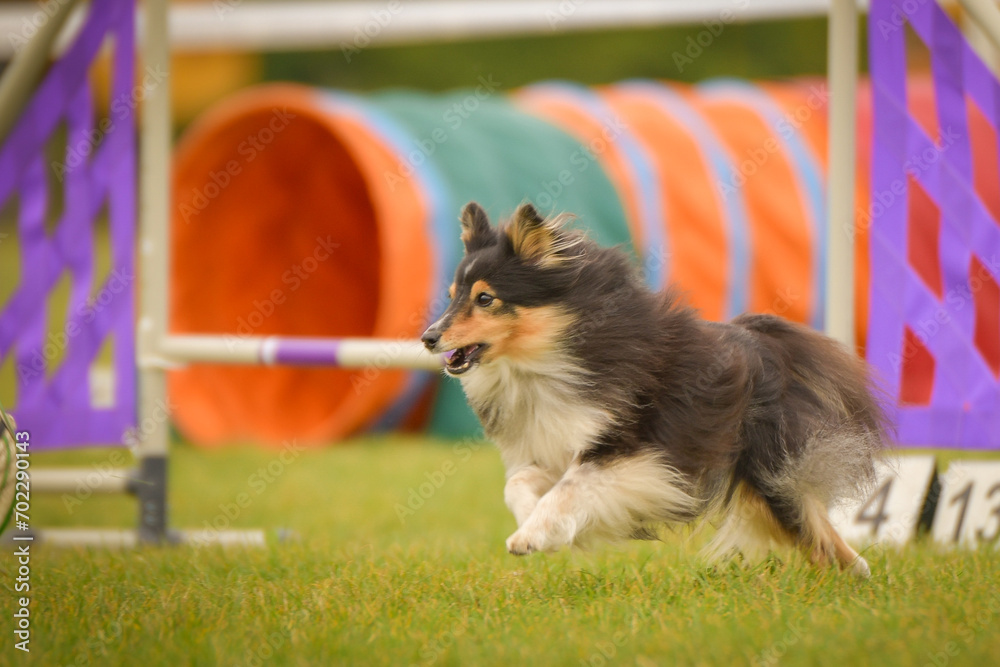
[932,461,1000,548]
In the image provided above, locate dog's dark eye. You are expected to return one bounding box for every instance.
[476,292,494,307]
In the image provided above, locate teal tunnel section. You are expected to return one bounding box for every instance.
[368,89,634,438]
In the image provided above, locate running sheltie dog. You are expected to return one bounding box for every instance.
[421,202,890,577]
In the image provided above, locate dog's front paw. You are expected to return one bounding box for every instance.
[506,515,575,556]
[506,529,538,556]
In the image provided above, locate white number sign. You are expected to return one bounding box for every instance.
[830,455,937,546]
[931,461,1000,548]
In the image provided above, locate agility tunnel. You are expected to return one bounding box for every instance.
[169,75,1000,447]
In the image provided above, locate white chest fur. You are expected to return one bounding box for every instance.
[460,357,611,476]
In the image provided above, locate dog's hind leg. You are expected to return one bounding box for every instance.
[703,484,796,565]
[707,485,870,578]
[799,496,871,578]
[505,453,697,555]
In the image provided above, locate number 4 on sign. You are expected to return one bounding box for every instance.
[931,461,1000,548]
[829,455,937,547]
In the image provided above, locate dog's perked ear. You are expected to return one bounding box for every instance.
[504,203,578,267]
[460,202,493,252]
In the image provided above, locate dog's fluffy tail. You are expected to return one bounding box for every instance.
[704,314,891,571]
[735,312,892,506]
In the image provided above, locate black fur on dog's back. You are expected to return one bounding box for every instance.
[571,266,889,527]
[562,245,890,540]
[514,210,885,528]
[723,314,890,536]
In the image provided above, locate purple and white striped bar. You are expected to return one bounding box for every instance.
[157,335,442,370]
[260,337,338,365]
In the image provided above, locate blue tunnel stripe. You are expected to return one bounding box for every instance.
[697,79,827,330]
[519,81,668,289]
[618,80,753,320]
[319,90,454,432]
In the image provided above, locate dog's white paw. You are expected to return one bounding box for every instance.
[506,515,575,556]
[506,530,538,556]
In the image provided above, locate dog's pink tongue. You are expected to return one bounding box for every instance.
[443,349,459,363]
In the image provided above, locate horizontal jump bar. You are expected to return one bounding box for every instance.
[1,529,268,548]
[0,1,857,59]
[156,335,443,370]
[31,468,133,494]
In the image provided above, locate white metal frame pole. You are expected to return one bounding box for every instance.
[0,0,82,144]
[957,0,1000,52]
[136,0,171,543]
[825,0,860,349]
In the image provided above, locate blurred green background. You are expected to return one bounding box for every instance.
[261,17,844,92]
[152,13,868,132]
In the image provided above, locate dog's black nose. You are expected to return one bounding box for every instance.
[421,330,441,351]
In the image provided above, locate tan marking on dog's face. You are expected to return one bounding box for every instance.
[438,294,574,366]
[437,280,501,353]
[469,280,497,305]
[503,305,576,362]
[439,305,510,360]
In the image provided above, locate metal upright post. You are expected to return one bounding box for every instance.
[136,0,172,544]
[0,0,82,145]
[825,0,860,350]
[957,0,1000,53]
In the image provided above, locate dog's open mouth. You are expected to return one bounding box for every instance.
[443,343,487,375]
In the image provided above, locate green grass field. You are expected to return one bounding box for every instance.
[1,438,998,666]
